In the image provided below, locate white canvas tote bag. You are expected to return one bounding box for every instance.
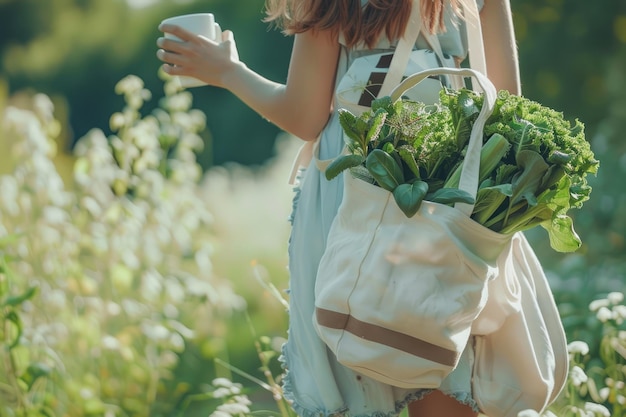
[471,232,569,417]
[313,67,512,389]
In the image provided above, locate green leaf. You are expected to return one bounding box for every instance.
[510,150,550,206]
[398,147,420,179]
[371,96,395,114]
[325,155,365,180]
[541,214,582,253]
[427,188,475,205]
[453,90,480,150]
[547,150,573,165]
[3,286,38,307]
[339,110,366,153]
[20,362,52,389]
[366,108,388,144]
[349,165,375,184]
[4,310,22,349]
[472,184,513,225]
[393,181,429,217]
[365,149,404,192]
[539,165,565,193]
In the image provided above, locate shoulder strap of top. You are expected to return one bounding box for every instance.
[379,0,487,97]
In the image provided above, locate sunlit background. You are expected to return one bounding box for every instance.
[0,0,625,416]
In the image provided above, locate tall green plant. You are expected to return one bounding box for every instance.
[0,237,53,417]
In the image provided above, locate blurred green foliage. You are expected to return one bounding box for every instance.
[0,0,293,168]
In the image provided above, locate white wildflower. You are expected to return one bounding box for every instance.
[115,75,144,96]
[188,109,206,129]
[79,387,95,399]
[81,196,102,218]
[141,269,163,301]
[44,289,67,310]
[167,332,185,352]
[584,402,610,417]
[109,112,127,130]
[598,387,610,401]
[212,387,232,398]
[164,279,186,304]
[568,341,590,355]
[141,322,170,341]
[0,176,20,216]
[612,305,626,323]
[163,303,179,319]
[42,206,68,224]
[209,411,231,417]
[589,298,610,312]
[102,335,121,350]
[232,395,250,405]
[106,301,122,316]
[607,291,624,305]
[165,91,193,112]
[596,306,613,323]
[570,365,588,387]
[32,93,55,123]
[216,402,249,415]
[167,320,194,339]
[212,378,234,388]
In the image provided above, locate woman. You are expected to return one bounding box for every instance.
[157,0,520,415]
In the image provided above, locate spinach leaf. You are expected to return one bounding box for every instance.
[325,155,365,181]
[365,149,404,192]
[393,181,429,217]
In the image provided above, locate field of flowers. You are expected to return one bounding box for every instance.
[0,74,624,417]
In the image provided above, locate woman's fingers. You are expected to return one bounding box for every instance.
[156,49,186,67]
[158,24,196,43]
[156,37,185,54]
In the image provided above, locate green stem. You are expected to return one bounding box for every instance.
[483,201,526,229]
[500,204,548,234]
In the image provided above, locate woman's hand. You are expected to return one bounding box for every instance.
[156,24,241,88]
[156,25,339,141]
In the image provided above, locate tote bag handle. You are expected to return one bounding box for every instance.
[390,67,497,216]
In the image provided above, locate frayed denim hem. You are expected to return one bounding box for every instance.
[443,391,480,413]
[288,168,306,226]
[278,344,349,417]
[279,344,478,417]
[396,390,480,415]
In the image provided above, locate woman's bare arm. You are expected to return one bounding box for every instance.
[157,26,340,141]
[480,0,521,95]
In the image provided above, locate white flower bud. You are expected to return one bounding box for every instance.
[589,298,610,312]
[596,306,613,323]
[570,366,588,387]
[584,402,610,417]
[607,292,624,305]
[568,341,590,355]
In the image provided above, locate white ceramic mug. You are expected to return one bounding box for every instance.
[161,13,222,88]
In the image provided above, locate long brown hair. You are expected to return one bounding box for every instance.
[264,0,460,48]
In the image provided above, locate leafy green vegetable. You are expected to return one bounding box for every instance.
[330,86,599,252]
[325,154,364,181]
[393,181,429,217]
[365,149,404,192]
